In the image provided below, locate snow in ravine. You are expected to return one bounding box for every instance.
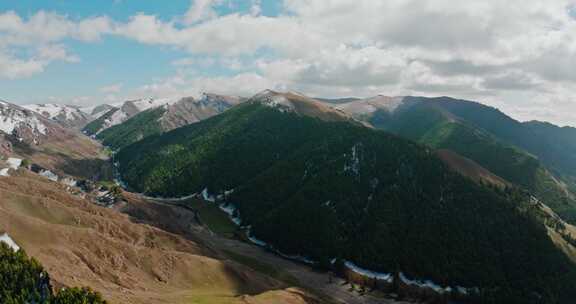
[219,203,242,225]
[7,158,22,169]
[39,170,58,182]
[344,260,394,282]
[201,188,216,202]
[247,230,269,247]
[343,260,476,296]
[0,233,20,251]
[343,143,361,175]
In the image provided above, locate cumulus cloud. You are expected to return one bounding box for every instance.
[4,0,576,125]
[100,83,124,93]
[183,0,222,24]
[0,11,112,79]
[138,72,277,99]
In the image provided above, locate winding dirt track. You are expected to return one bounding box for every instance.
[127,195,410,304]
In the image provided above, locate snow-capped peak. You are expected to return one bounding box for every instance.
[131,97,177,112]
[23,103,90,129]
[0,101,48,136]
[24,103,80,120]
[252,90,295,112]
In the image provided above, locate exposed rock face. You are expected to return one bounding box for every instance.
[160,93,243,131]
[0,133,11,158]
[89,104,116,118]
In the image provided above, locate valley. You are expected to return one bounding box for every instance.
[4,2,576,304]
[2,90,576,304]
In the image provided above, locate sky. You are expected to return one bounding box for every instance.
[1,0,576,126]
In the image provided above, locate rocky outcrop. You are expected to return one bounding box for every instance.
[0,134,12,158]
[160,93,243,131]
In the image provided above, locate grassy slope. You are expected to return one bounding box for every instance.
[370,101,576,223]
[0,171,318,304]
[117,102,576,303]
[431,99,576,186]
[97,107,166,150]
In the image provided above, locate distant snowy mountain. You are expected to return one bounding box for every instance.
[82,98,179,136]
[0,100,53,144]
[23,103,91,129]
[321,95,411,117]
[81,104,117,120]
[93,93,244,150]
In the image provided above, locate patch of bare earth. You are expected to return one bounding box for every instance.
[0,171,321,304]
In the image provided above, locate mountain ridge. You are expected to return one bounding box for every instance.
[115,92,576,303]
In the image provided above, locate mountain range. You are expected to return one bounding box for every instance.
[93,93,243,150]
[116,90,576,303]
[318,96,576,223]
[3,90,576,303]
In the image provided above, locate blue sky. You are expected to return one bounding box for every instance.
[0,0,282,104]
[1,0,576,126]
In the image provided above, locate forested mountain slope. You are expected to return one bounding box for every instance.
[96,93,243,150]
[326,96,576,223]
[116,91,576,303]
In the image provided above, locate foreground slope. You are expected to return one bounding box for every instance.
[326,96,576,223]
[0,170,321,304]
[117,91,576,303]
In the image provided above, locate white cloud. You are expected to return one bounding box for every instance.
[4,1,576,125]
[0,11,112,79]
[183,0,221,24]
[100,83,123,93]
[250,0,262,16]
[138,72,276,99]
[0,53,45,79]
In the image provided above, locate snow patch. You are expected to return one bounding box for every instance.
[105,109,127,128]
[219,203,242,225]
[0,233,20,251]
[343,260,476,296]
[0,168,9,176]
[254,90,295,113]
[247,230,269,247]
[23,103,82,121]
[201,188,215,202]
[7,158,22,169]
[399,272,447,294]
[39,170,58,182]
[343,143,361,175]
[132,98,176,112]
[344,260,393,282]
[61,177,77,187]
[0,104,48,135]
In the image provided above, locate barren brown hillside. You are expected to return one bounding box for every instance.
[0,171,321,304]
